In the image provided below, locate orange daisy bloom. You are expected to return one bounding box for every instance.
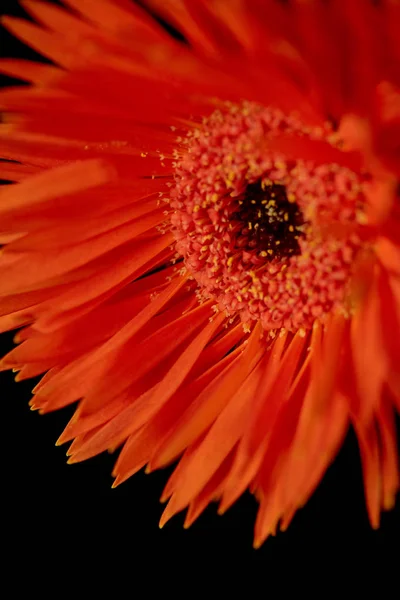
[1,0,399,548]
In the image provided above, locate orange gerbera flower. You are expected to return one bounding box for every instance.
[0,0,399,548]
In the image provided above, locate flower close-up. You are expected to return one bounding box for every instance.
[1,0,399,548]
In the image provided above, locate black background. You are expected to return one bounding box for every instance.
[1,0,399,585]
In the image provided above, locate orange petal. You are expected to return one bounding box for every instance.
[158,352,265,519]
[33,275,188,410]
[149,323,263,470]
[184,451,235,529]
[351,267,388,423]
[219,329,307,512]
[376,394,400,511]
[67,312,225,462]
[112,348,241,484]
[354,420,381,529]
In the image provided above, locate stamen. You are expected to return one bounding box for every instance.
[170,102,367,331]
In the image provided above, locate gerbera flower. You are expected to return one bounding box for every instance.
[0,0,399,548]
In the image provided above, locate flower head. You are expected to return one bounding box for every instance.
[0,0,399,547]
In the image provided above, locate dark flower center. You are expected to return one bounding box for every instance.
[232,181,304,259]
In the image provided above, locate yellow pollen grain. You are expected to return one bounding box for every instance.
[356,210,368,224]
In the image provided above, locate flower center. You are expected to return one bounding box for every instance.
[170,102,366,332]
[231,181,304,260]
